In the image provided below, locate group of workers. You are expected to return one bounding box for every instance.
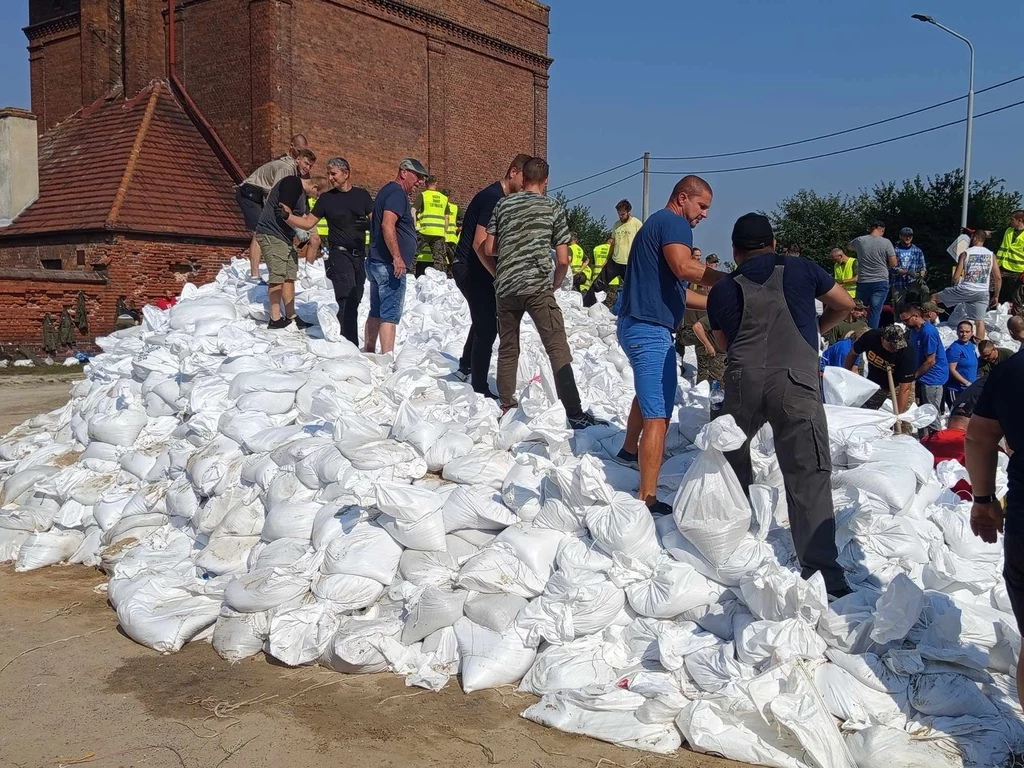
[232,141,1024,689]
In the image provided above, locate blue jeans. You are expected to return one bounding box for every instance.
[856,281,889,328]
[367,258,407,323]
[617,315,676,419]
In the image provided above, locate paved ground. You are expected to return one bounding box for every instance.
[0,375,740,768]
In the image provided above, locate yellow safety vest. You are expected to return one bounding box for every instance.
[418,190,448,237]
[446,202,459,244]
[997,227,1024,273]
[569,243,585,270]
[415,241,434,263]
[307,196,328,238]
[594,243,620,286]
[579,264,594,291]
[834,256,856,297]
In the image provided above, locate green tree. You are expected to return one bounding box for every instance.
[552,192,611,258]
[767,189,863,269]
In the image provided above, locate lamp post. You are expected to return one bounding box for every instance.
[912,13,975,230]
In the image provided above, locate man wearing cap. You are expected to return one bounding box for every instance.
[846,325,915,411]
[280,157,373,346]
[849,221,897,328]
[615,175,724,515]
[892,227,927,308]
[708,213,854,596]
[365,158,428,354]
[921,300,941,325]
[830,247,858,298]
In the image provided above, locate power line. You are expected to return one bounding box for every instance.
[650,73,1024,161]
[565,170,643,203]
[648,97,1024,176]
[549,156,643,193]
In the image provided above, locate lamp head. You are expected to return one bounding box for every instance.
[912,13,935,22]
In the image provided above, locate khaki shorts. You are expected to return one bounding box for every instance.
[256,233,298,284]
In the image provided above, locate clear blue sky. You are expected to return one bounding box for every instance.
[1,1,1021,256]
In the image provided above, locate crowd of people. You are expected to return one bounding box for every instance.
[231,140,1023,633]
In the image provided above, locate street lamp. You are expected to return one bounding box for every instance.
[912,13,975,230]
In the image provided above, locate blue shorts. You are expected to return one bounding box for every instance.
[367,258,407,323]
[618,315,677,419]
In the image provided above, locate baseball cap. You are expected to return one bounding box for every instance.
[399,158,429,177]
[871,220,886,230]
[882,324,909,350]
[921,300,940,314]
[706,253,720,264]
[899,226,914,236]
[731,213,774,250]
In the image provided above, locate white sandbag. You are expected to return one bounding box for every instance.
[261,500,321,543]
[736,617,828,665]
[677,697,805,768]
[672,416,752,566]
[611,554,722,619]
[0,465,60,505]
[375,483,447,552]
[585,493,660,563]
[845,726,962,768]
[738,561,828,623]
[657,514,773,588]
[464,593,529,634]
[522,688,682,755]
[457,544,547,598]
[846,434,935,483]
[441,485,517,532]
[15,528,86,571]
[401,587,468,645]
[168,297,238,330]
[311,573,384,610]
[321,611,403,674]
[454,617,537,693]
[194,532,259,575]
[870,573,925,644]
[268,602,342,667]
[493,523,566,580]
[212,606,270,662]
[87,409,148,447]
[822,365,880,407]
[224,562,314,613]
[321,520,402,584]
[832,462,917,510]
[116,575,222,653]
[0,528,30,563]
[443,449,515,490]
[248,537,309,571]
[93,491,136,531]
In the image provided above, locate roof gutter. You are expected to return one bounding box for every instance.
[166,0,245,184]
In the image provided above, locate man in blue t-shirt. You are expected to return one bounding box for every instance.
[614,175,726,515]
[899,303,949,437]
[966,348,1024,701]
[366,157,428,354]
[706,213,855,597]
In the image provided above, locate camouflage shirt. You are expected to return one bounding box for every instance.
[487,191,571,298]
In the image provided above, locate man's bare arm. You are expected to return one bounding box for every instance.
[685,292,707,311]
[897,382,913,414]
[663,243,726,287]
[552,244,570,289]
[818,283,856,335]
[480,232,498,277]
[692,321,716,354]
[381,210,405,278]
[914,353,936,379]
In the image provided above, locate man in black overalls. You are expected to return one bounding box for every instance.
[707,214,856,596]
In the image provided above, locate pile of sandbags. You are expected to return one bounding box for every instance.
[1,257,1022,768]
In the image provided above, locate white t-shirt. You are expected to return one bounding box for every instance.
[960,246,993,292]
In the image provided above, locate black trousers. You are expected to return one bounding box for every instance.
[722,365,846,595]
[235,184,264,232]
[326,247,365,347]
[582,260,626,308]
[453,261,498,394]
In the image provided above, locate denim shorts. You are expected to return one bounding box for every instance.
[618,315,677,419]
[367,258,407,323]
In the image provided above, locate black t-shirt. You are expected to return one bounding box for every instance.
[255,176,306,243]
[853,328,916,390]
[454,181,504,276]
[311,186,374,252]
[974,349,1024,524]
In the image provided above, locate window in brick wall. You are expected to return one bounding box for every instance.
[41,259,62,270]
[76,249,86,266]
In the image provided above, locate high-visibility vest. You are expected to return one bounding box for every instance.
[418,190,448,237]
[569,243,585,271]
[594,243,621,286]
[307,196,329,238]
[579,264,594,291]
[446,202,459,244]
[997,227,1024,273]
[415,241,434,263]
[834,257,857,297]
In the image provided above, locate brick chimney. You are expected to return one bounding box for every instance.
[0,108,39,227]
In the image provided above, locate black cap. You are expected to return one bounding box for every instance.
[871,219,886,230]
[731,213,774,250]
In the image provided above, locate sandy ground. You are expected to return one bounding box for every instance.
[0,377,740,768]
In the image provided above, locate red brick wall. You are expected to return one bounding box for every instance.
[0,235,244,353]
[27,22,83,133]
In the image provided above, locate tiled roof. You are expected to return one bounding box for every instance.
[1,81,248,242]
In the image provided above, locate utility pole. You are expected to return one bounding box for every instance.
[642,152,651,221]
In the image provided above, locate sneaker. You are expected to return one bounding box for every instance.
[567,411,610,430]
[613,448,640,470]
[646,500,673,517]
[454,367,471,382]
[267,317,293,330]
[291,316,313,330]
[475,388,499,400]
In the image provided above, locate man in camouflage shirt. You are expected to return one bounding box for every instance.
[482,157,606,430]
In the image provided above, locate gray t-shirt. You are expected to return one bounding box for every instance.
[850,235,895,283]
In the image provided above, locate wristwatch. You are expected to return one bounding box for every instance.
[973,494,997,504]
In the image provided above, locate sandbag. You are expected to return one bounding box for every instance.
[453,617,536,693]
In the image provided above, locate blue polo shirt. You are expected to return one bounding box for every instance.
[945,339,979,393]
[911,323,949,386]
[821,338,854,370]
[707,253,835,352]
[617,208,693,329]
[369,181,417,268]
